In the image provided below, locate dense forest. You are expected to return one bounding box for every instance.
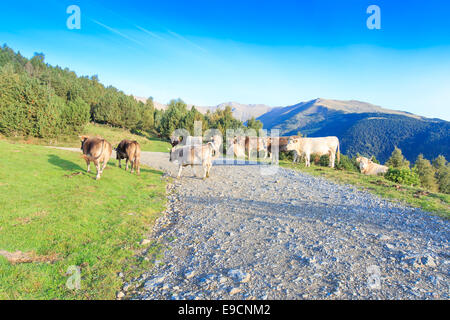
[0,45,260,140]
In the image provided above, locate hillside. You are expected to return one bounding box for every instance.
[257,98,449,163]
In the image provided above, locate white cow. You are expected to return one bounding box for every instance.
[169,135,222,179]
[356,156,388,175]
[286,136,340,168]
[228,136,246,158]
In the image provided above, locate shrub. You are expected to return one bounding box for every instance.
[413,154,438,192]
[280,151,296,162]
[318,154,330,167]
[385,167,420,186]
[336,154,359,171]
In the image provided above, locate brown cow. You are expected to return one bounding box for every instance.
[115,140,141,175]
[80,136,113,180]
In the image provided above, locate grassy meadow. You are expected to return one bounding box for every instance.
[0,139,167,299]
[280,160,450,219]
[4,123,171,153]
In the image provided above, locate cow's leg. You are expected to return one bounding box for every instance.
[135,156,140,175]
[94,160,101,180]
[101,159,108,173]
[206,163,211,178]
[130,160,134,173]
[85,159,91,173]
[118,158,122,168]
[202,165,208,179]
[306,153,311,167]
[293,152,298,164]
[125,159,129,171]
[177,165,183,179]
[330,152,335,168]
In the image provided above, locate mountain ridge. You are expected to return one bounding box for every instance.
[256,98,448,163]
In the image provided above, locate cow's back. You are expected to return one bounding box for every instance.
[83,137,104,157]
[303,136,339,153]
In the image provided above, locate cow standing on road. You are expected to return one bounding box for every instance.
[286,136,340,168]
[115,140,141,175]
[169,135,222,179]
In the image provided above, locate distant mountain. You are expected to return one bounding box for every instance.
[196,102,273,122]
[133,96,168,110]
[134,97,272,121]
[257,98,449,163]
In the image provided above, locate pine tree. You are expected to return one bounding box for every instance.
[386,147,410,169]
[433,155,450,194]
[246,116,263,133]
[413,154,438,192]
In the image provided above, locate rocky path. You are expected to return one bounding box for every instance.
[127,158,449,300]
[49,147,450,299]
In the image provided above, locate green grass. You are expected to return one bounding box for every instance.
[0,139,167,299]
[3,123,171,153]
[280,161,450,219]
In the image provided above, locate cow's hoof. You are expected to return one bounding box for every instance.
[96,176,100,180]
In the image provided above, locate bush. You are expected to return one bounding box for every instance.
[318,154,330,167]
[385,167,420,186]
[336,154,359,171]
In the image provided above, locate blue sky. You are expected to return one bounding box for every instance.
[1,0,449,120]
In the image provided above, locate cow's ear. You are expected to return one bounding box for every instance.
[79,135,88,142]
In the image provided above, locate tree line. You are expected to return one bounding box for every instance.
[0,45,263,140]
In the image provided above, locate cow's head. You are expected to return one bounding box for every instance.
[286,137,299,151]
[79,135,89,150]
[170,136,182,148]
[356,157,369,169]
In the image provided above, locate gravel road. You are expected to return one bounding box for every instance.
[130,153,449,300]
[49,147,450,299]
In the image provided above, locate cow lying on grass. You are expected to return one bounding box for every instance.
[115,140,141,175]
[356,156,388,175]
[80,136,113,180]
[169,135,222,179]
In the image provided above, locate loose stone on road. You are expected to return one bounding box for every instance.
[127,155,450,300]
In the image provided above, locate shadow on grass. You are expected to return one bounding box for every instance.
[48,154,84,172]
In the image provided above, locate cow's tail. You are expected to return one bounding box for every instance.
[337,140,340,164]
[86,140,105,161]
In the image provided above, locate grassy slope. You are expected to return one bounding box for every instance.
[5,123,171,153]
[0,139,166,299]
[280,161,450,219]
